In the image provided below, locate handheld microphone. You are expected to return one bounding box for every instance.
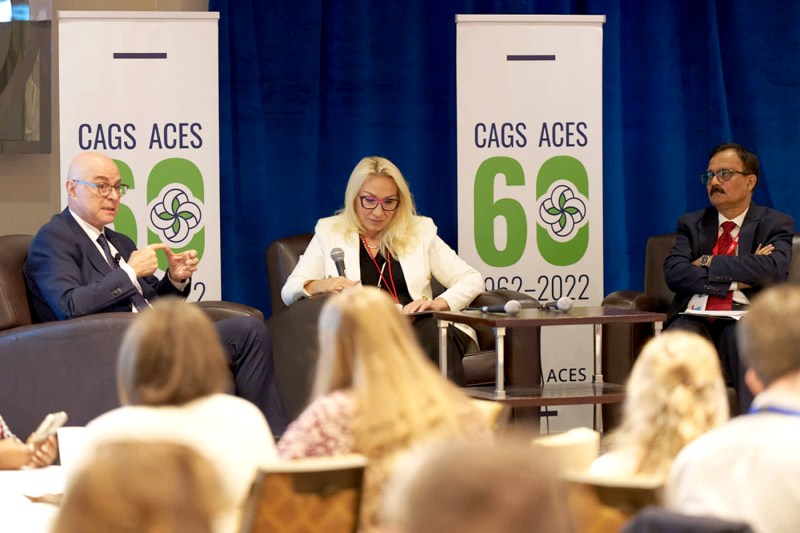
[330,248,347,277]
[542,296,573,312]
[463,299,521,316]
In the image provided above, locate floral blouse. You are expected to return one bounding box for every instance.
[277,390,355,459]
[0,415,15,440]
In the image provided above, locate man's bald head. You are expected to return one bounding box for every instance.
[65,151,123,231]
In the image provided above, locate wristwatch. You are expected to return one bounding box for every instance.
[699,254,711,268]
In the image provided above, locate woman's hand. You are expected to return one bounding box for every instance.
[304,277,360,296]
[402,297,450,314]
[25,435,58,468]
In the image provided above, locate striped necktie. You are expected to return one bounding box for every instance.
[96,233,149,312]
[705,221,737,311]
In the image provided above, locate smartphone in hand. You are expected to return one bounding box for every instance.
[28,411,68,444]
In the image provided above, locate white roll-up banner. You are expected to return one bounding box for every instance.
[457,14,605,431]
[58,11,220,301]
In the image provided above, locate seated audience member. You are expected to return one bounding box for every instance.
[54,441,225,533]
[280,155,484,384]
[663,143,794,413]
[0,414,57,470]
[277,287,489,531]
[78,299,277,533]
[591,331,728,480]
[24,151,286,434]
[667,284,800,532]
[381,439,572,533]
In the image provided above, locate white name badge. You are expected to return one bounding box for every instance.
[686,293,709,311]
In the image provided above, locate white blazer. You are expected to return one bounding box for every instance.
[281,215,484,314]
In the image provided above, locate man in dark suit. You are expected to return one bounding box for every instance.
[664,143,794,413]
[24,151,287,434]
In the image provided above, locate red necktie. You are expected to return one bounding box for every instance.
[705,221,737,311]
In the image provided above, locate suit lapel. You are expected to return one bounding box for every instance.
[61,209,112,276]
[738,203,763,254]
[699,208,719,254]
[339,234,361,281]
[397,237,426,300]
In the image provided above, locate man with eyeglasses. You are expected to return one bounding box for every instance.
[663,142,794,414]
[24,151,287,435]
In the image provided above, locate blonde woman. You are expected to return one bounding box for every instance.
[277,287,489,530]
[590,330,729,479]
[280,156,484,383]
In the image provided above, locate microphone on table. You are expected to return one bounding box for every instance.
[542,296,573,312]
[330,248,347,277]
[463,299,521,316]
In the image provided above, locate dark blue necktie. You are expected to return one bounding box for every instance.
[96,233,149,312]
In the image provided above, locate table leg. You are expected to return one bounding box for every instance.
[593,323,603,432]
[438,319,449,377]
[495,326,506,400]
[592,323,603,383]
[654,320,663,336]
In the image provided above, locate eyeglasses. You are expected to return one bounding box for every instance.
[73,180,129,197]
[359,195,399,211]
[699,169,749,184]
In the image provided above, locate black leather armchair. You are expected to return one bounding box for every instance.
[601,232,800,420]
[266,234,541,422]
[0,234,265,438]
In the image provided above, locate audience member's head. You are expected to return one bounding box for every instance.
[117,298,230,406]
[738,283,800,393]
[314,287,487,529]
[315,284,426,393]
[610,330,728,477]
[314,287,479,442]
[381,438,572,533]
[53,440,224,533]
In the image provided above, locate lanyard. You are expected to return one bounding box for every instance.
[713,233,739,255]
[362,237,399,303]
[747,405,800,417]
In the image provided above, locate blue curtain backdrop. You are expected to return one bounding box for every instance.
[210,0,800,315]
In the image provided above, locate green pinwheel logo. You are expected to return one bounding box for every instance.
[536,156,589,266]
[147,158,206,272]
[539,182,587,241]
[150,186,203,245]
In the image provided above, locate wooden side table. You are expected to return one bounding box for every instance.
[434,306,666,431]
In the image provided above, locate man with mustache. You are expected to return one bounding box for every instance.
[664,143,794,414]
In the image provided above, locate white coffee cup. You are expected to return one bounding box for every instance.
[56,426,89,478]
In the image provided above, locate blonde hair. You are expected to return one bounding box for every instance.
[608,330,729,478]
[117,299,230,406]
[54,440,224,533]
[313,287,485,528]
[336,156,418,256]
[738,283,800,386]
